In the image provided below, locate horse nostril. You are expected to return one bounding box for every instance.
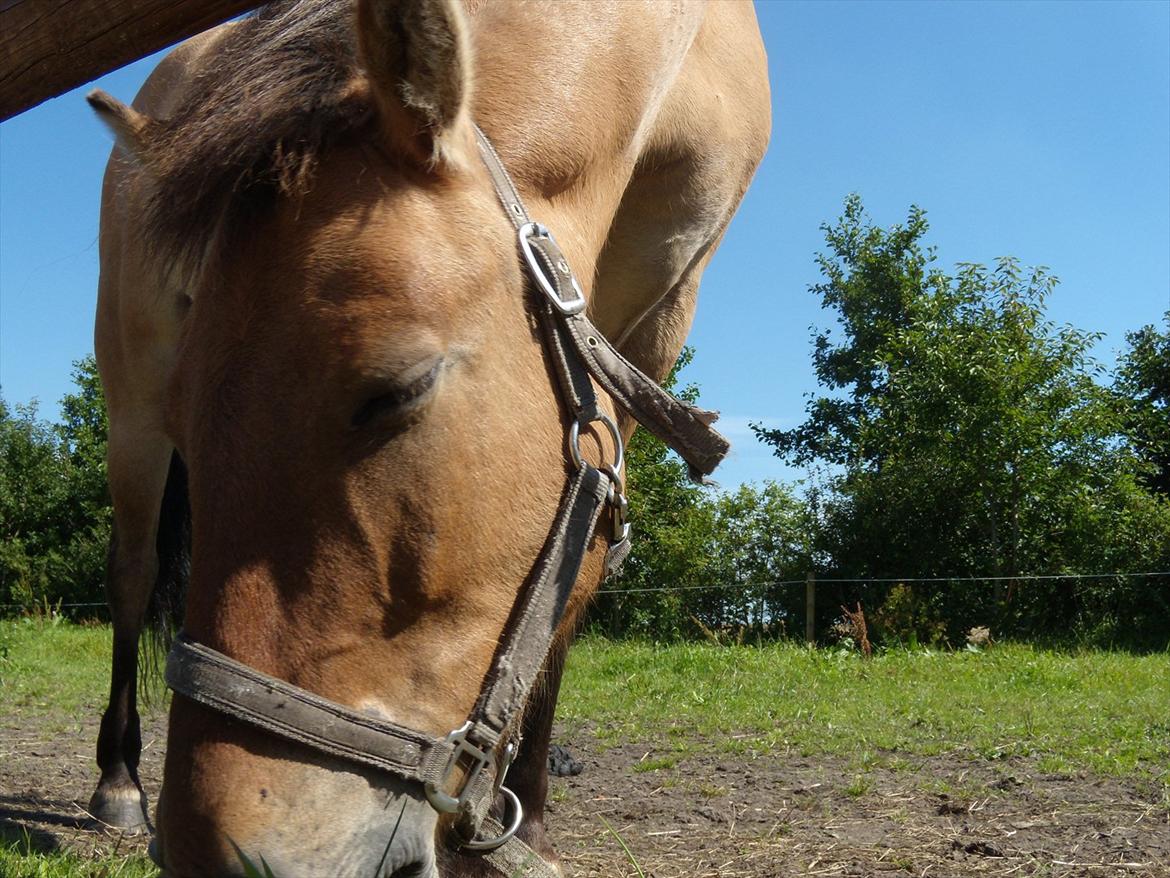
[387,852,441,878]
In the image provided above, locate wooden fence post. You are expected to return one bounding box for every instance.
[805,572,816,645]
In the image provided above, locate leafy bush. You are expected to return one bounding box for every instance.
[754,197,1170,649]
[0,357,111,615]
[587,350,811,640]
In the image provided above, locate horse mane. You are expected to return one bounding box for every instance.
[143,0,375,264]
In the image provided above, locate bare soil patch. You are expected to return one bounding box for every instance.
[551,726,1169,877]
[3,709,1168,876]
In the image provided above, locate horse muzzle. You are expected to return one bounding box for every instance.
[152,750,440,878]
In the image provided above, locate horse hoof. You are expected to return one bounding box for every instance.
[87,785,150,834]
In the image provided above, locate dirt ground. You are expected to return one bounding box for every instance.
[2,709,1168,877]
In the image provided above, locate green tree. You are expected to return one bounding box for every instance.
[588,348,712,637]
[590,349,809,639]
[1115,313,1170,497]
[0,398,64,608]
[704,482,811,637]
[754,196,1170,647]
[54,355,112,603]
[0,356,111,614]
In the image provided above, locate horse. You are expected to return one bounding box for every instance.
[84,1,769,874]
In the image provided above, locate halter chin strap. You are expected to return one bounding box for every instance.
[163,125,729,875]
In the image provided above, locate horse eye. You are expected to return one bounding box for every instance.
[351,360,442,429]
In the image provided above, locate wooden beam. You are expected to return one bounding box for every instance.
[0,0,262,122]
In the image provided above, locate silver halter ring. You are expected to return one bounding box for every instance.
[459,786,524,852]
[569,412,623,475]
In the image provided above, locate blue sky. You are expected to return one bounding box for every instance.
[1,0,1168,489]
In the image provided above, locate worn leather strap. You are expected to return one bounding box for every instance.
[474,126,730,477]
[481,823,561,878]
[559,312,728,477]
[450,462,610,843]
[166,634,450,781]
[472,465,608,738]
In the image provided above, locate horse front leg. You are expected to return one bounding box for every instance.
[88,425,176,833]
[507,638,569,861]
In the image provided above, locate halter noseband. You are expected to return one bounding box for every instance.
[163,125,729,875]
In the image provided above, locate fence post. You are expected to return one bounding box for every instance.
[805,572,816,645]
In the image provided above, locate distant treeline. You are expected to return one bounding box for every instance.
[3,197,1168,649]
[594,198,1169,650]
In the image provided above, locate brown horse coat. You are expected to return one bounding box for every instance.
[86,1,769,874]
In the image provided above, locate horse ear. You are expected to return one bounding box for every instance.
[355,0,474,171]
[87,90,154,163]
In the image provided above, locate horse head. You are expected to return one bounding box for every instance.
[85,0,768,873]
[93,1,619,873]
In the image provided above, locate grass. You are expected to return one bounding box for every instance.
[3,620,1169,876]
[1,618,162,878]
[557,636,1170,779]
[597,817,645,878]
[631,754,678,773]
[2,618,129,720]
[0,827,156,878]
[844,774,875,798]
[0,618,169,728]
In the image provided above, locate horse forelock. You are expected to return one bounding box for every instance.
[144,0,375,266]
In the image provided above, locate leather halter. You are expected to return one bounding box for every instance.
[164,126,729,875]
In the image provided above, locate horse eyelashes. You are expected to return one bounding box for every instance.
[350,361,442,429]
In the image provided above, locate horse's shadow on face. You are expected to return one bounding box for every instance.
[0,793,101,853]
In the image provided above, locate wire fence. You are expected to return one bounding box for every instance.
[5,571,1169,647]
[595,570,1170,595]
[588,570,1170,645]
[5,571,1167,609]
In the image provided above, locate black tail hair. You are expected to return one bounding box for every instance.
[141,451,191,695]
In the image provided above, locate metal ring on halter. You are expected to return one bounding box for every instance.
[460,786,524,852]
[568,412,623,475]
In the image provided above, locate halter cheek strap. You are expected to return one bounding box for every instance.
[474,128,730,482]
[163,125,730,875]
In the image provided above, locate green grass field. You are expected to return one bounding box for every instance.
[2,619,1168,876]
[558,636,1170,778]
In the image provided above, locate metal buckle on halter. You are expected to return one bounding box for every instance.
[601,463,631,543]
[494,740,517,795]
[518,221,587,315]
[603,466,631,543]
[425,721,495,814]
